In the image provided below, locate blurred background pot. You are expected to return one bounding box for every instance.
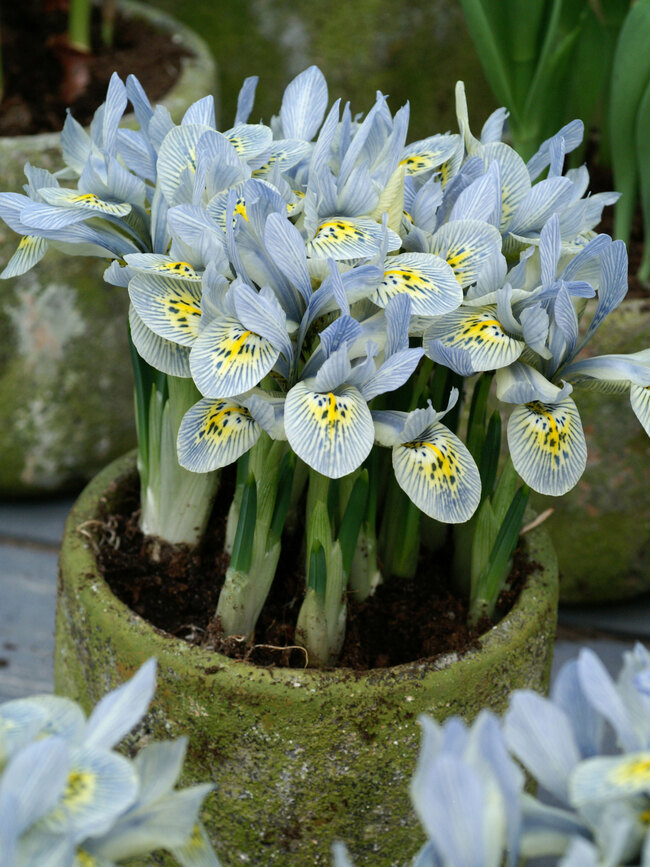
[0,0,217,496]
[531,297,650,604]
[55,451,559,867]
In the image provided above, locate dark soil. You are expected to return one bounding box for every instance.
[0,2,188,136]
[95,470,531,672]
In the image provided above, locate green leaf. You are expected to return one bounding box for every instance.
[269,452,297,545]
[611,0,650,243]
[491,456,519,525]
[471,484,530,621]
[466,372,494,460]
[230,474,257,573]
[470,497,500,589]
[479,410,502,500]
[635,77,650,282]
[308,541,328,599]
[459,0,521,125]
[338,471,369,577]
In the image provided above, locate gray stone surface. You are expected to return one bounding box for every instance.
[0,498,73,547]
[0,543,57,701]
[559,598,650,639]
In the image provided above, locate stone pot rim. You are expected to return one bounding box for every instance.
[0,0,217,150]
[59,450,558,696]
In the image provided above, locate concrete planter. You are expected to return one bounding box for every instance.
[55,452,559,867]
[531,298,650,603]
[0,1,217,496]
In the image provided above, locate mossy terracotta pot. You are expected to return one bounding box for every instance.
[0,1,217,496]
[55,452,559,867]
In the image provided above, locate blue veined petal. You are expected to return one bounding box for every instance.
[570,753,650,808]
[495,361,572,405]
[332,842,355,867]
[399,134,460,176]
[224,124,273,160]
[507,397,587,495]
[480,107,508,143]
[425,307,524,372]
[132,739,186,807]
[285,383,374,478]
[280,65,328,141]
[411,752,496,867]
[539,214,562,287]
[252,139,312,176]
[129,307,191,378]
[61,110,91,174]
[0,737,70,832]
[361,348,424,402]
[392,423,481,522]
[263,212,312,305]
[561,350,650,389]
[87,785,214,862]
[449,161,502,227]
[583,239,628,344]
[182,95,216,128]
[157,124,211,205]
[371,409,408,447]
[311,345,353,393]
[508,177,575,237]
[551,660,605,759]
[235,75,258,125]
[242,392,286,440]
[576,648,641,752]
[519,304,551,359]
[527,120,584,182]
[19,695,86,745]
[99,72,128,156]
[128,273,202,346]
[428,220,502,287]
[478,141,530,231]
[117,129,157,183]
[504,690,581,803]
[84,659,156,750]
[177,398,261,472]
[37,188,132,218]
[189,316,280,398]
[0,235,48,278]
[553,284,579,361]
[124,254,201,280]
[631,384,650,436]
[425,340,480,377]
[372,252,462,316]
[306,217,400,260]
[232,282,293,363]
[171,821,222,867]
[43,746,138,840]
[125,74,153,131]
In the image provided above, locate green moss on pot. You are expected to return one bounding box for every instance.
[0,1,217,496]
[55,452,558,866]
[531,298,650,604]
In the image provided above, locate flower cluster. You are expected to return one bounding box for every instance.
[1,65,648,665]
[0,660,219,866]
[335,643,650,866]
[3,68,645,503]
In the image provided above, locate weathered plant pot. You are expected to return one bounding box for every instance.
[55,452,559,867]
[0,1,217,496]
[531,297,650,603]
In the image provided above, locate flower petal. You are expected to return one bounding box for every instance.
[129,307,192,378]
[189,316,280,398]
[0,235,48,279]
[425,308,524,372]
[177,398,261,472]
[307,217,400,260]
[429,220,502,287]
[129,273,202,346]
[285,383,374,478]
[372,253,462,316]
[507,397,587,495]
[392,423,481,522]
